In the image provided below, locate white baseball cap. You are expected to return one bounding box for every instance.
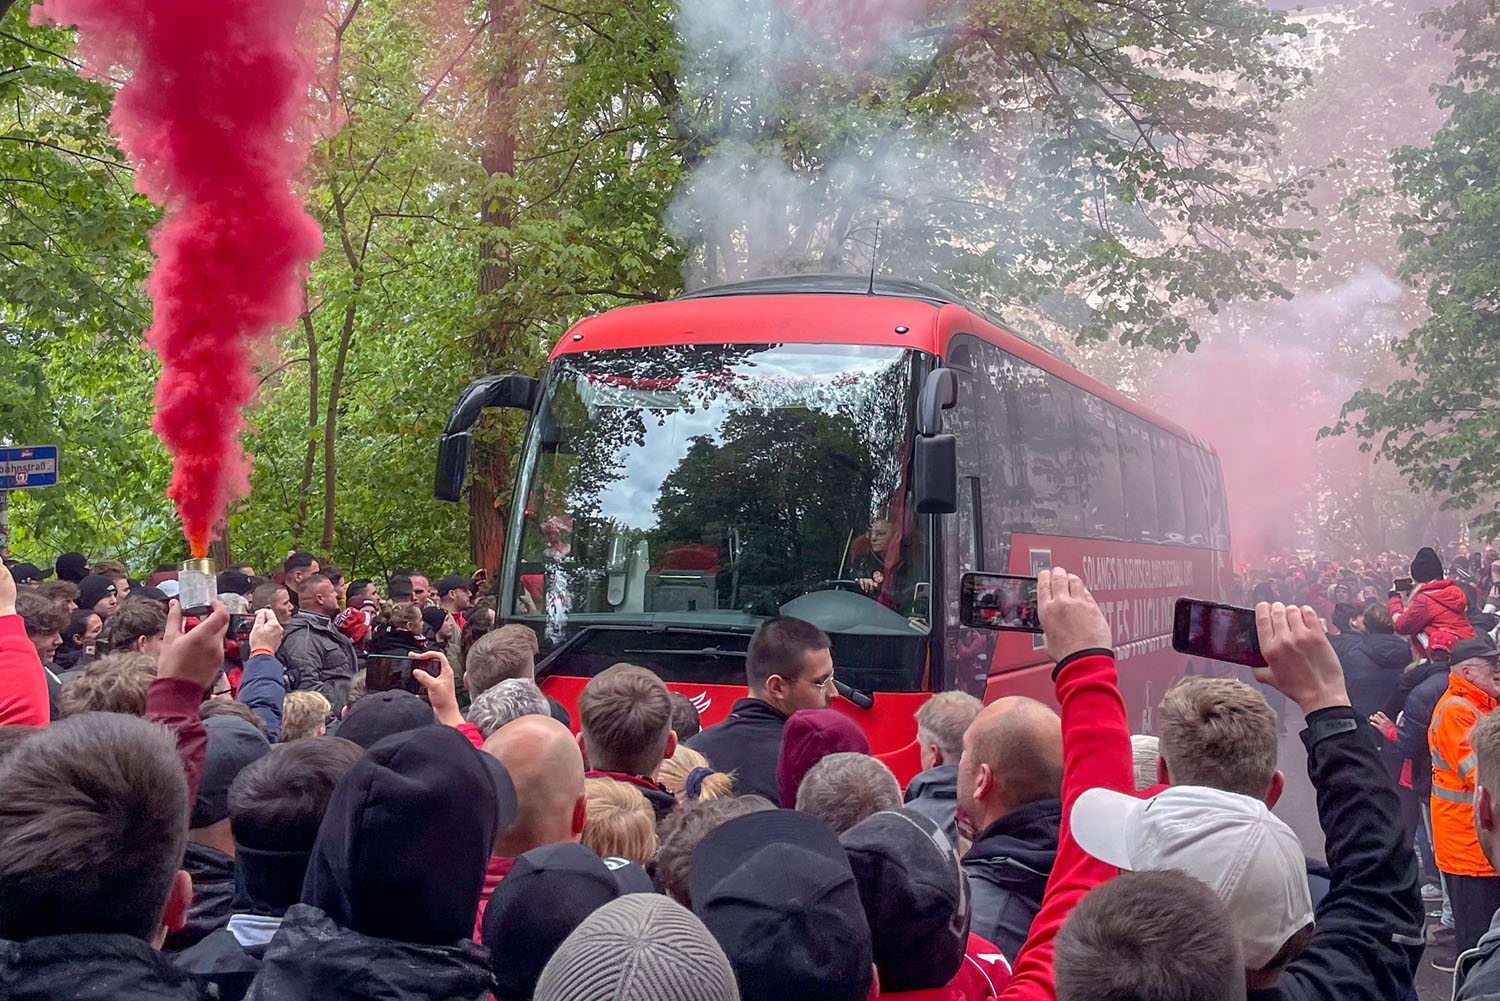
[158,579,181,599]
[1071,785,1313,969]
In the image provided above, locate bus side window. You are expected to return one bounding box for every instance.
[1018,372,1089,537]
[1207,452,1231,551]
[1072,392,1126,541]
[1117,414,1159,542]
[1152,431,1187,545]
[1178,439,1211,548]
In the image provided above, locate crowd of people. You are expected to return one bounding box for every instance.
[0,543,1493,1000]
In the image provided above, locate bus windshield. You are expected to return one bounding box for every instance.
[505,342,932,659]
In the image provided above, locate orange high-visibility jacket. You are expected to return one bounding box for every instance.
[1429,673,1498,877]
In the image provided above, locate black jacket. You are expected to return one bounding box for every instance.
[1397,667,1450,799]
[1457,908,1500,1000]
[1246,706,1425,1001]
[278,611,357,711]
[176,924,273,1001]
[903,764,960,848]
[1329,632,1411,720]
[244,905,491,1001]
[961,798,1061,961]
[165,841,237,954]
[687,697,788,804]
[0,933,203,1001]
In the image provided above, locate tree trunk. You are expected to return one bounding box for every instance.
[296,305,320,542]
[208,518,232,570]
[321,290,360,554]
[469,0,522,574]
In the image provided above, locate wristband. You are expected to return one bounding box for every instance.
[248,647,276,660]
[1303,708,1359,747]
[1051,647,1114,680]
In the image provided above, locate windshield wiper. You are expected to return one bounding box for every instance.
[623,646,746,660]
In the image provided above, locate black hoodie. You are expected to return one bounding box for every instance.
[244,726,514,1001]
[164,842,236,954]
[960,797,1061,962]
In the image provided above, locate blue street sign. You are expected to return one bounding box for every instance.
[0,446,59,490]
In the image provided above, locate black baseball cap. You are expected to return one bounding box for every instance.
[840,809,970,991]
[435,574,473,596]
[11,562,51,583]
[690,810,873,1001]
[480,841,654,999]
[1452,635,1500,665]
[335,690,435,749]
[216,570,254,596]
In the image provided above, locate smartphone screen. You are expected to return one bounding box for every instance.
[1393,578,1413,593]
[365,654,426,696]
[1172,598,1267,668]
[960,573,1043,633]
[228,614,255,638]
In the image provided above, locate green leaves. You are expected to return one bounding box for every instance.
[1330,0,1500,537]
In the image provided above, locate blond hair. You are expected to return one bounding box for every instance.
[279,691,331,742]
[656,746,734,801]
[1158,677,1278,799]
[59,652,157,717]
[582,777,657,866]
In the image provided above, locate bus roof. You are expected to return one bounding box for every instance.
[550,275,1213,452]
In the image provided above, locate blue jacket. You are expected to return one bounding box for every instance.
[237,653,287,742]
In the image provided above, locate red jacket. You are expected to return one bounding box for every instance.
[997,650,1134,1001]
[879,934,1011,1000]
[0,614,49,728]
[146,677,210,806]
[1390,580,1474,659]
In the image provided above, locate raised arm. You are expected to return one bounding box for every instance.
[237,609,287,741]
[149,600,231,805]
[1253,602,1424,1001]
[999,568,1134,1001]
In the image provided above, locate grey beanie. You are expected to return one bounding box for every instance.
[535,893,738,1001]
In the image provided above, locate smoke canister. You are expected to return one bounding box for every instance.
[178,558,217,615]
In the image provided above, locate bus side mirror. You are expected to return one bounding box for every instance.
[914,434,957,514]
[434,432,471,502]
[918,368,957,435]
[914,368,958,513]
[442,374,541,436]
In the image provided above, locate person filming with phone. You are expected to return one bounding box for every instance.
[1389,546,1475,664]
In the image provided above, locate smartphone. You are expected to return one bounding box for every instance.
[228,613,256,638]
[960,573,1042,633]
[1172,598,1267,668]
[1393,577,1413,593]
[365,654,427,696]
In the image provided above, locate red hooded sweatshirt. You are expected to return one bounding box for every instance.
[995,649,1135,1001]
[1389,579,1474,660]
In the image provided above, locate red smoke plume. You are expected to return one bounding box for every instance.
[35,0,325,557]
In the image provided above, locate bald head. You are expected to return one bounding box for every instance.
[482,715,587,856]
[957,696,1064,833]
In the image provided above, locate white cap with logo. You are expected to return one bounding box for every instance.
[1071,784,1314,969]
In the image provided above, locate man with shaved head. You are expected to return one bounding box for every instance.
[476,714,588,937]
[957,693,1065,961]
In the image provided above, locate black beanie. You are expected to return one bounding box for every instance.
[1412,547,1444,584]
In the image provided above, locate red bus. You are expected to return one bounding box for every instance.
[435,275,1231,781]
